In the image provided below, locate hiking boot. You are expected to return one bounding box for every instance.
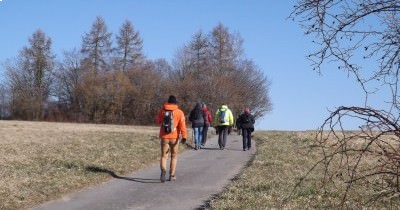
[160,171,166,183]
[169,175,176,181]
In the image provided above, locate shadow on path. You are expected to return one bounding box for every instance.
[85,165,160,183]
[32,135,255,210]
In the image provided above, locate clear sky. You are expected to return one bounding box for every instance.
[0,0,373,130]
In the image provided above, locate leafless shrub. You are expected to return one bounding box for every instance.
[291,0,400,207]
[317,106,400,207]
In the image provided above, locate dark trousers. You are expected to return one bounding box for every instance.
[242,128,252,150]
[217,126,229,149]
[202,126,209,145]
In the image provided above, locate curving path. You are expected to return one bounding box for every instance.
[30,134,255,210]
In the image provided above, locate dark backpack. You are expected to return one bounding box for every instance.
[242,114,251,123]
[162,110,174,133]
[218,109,227,123]
[193,110,201,120]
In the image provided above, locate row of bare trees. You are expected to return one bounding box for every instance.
[0,17,272,124]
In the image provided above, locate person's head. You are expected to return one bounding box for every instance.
[201,102,206,108]
[195,102,201,110]
[168,95,177,104]
[245,108,250,114]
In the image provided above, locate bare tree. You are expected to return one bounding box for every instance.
[291,0,400,207]
[170,23,272,118]
[124,61,163,124]
[81,16,112,74]
[291,0,399,100]
[209,23,243,76]
[115,20,144,72]
[0,83,10,119]
[80,16,113,122]
[232,60,272,117]
[153,58,172,78]
[189,30,210,75]
[54,49,85,121]
[6,29,55,120]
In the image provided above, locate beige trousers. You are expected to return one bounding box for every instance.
[160,138,179,176]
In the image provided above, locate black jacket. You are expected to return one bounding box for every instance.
[237,112,255,129]
[189,103,208,128]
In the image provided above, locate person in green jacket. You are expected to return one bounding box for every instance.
[214,104,234,150]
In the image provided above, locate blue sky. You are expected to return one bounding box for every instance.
[0,0,373,130]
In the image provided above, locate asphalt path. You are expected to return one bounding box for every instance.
[30,133,255,210]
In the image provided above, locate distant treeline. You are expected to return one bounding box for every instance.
[0,16,272,125]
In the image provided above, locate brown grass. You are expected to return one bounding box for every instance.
[0,120,179,210]
[207,131,400,210]
[4,121,399,210]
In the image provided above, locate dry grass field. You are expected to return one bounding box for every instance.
[0,120,174,210]
[207,131,400,210]
[3,121,400,210]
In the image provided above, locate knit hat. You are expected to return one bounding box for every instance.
[168,95,177,104]
[245,108,250,113]
[201,102,206,108]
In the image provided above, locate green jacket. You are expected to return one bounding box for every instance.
[214,105,234,126]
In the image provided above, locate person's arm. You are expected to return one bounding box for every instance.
[203,110,209,126]
[180,116,187,143]
[156,109,163,124]
[214,110,219,126]
[207,111,213,125]
[178,110,187,139]
[236,115,241,129]
[228,110,234,126]
[188,110,193,122]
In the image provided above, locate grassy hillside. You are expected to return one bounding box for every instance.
[207,131,400,210]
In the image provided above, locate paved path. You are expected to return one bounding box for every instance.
[30,134,255,210]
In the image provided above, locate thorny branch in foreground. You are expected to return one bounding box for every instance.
[290,0,400,208]
[291,0,400,104]
[318,106,400,207]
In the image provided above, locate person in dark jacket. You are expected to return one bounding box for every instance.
[236,108,255,151]
[189,102,208,150]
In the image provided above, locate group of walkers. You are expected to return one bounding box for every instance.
[156,95,255,183]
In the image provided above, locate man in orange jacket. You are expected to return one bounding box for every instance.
[156,95,187,182]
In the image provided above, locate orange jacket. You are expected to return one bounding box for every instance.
[157,103,187,139]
